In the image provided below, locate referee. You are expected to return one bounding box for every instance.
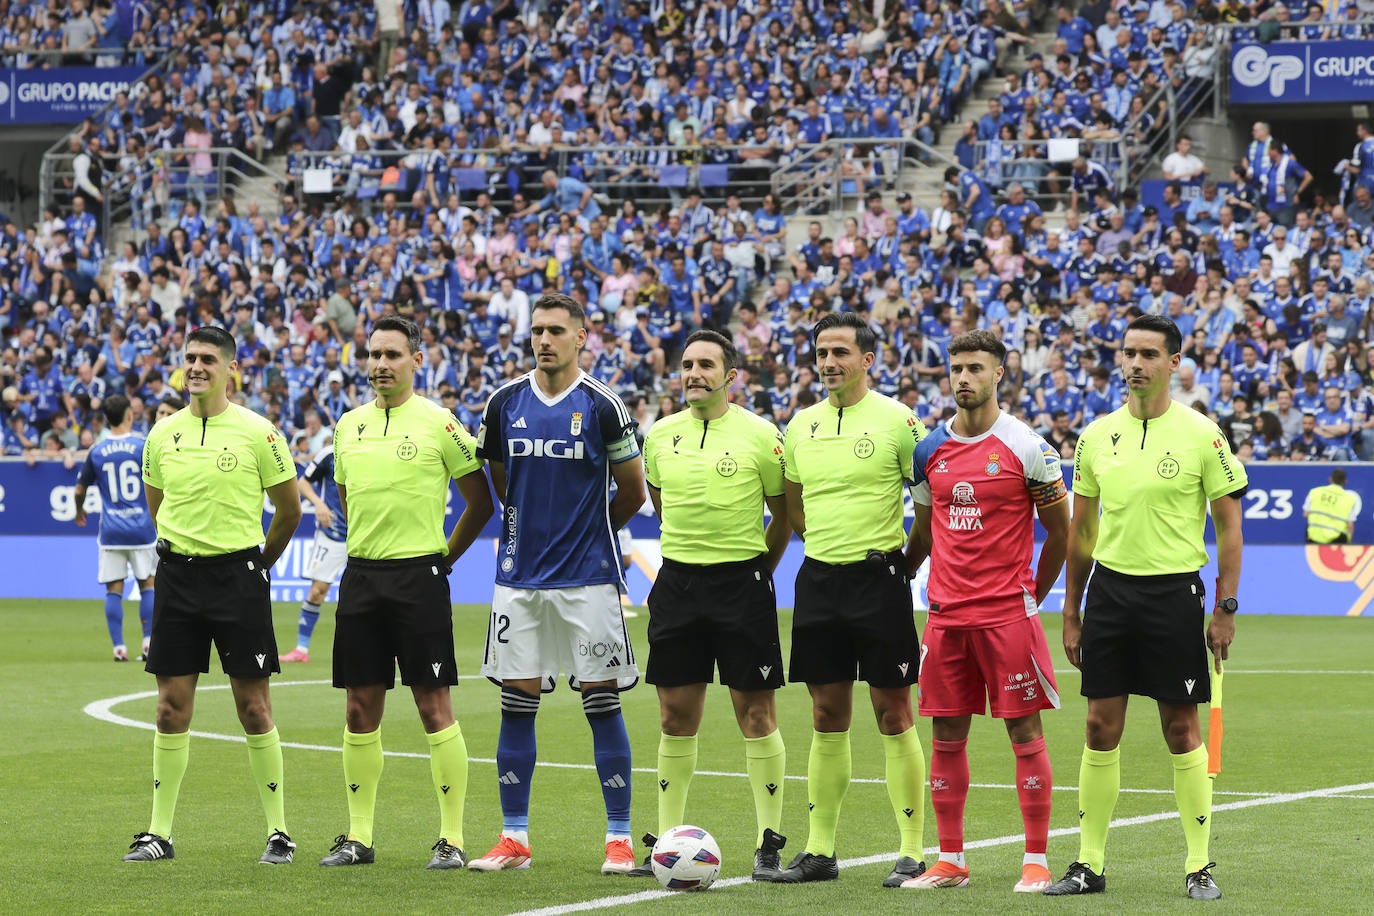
[318,316,494,870]
[1045,315,1245,901]
[629,329,792,881]
[126,326,302,864]
[769,312,930,888]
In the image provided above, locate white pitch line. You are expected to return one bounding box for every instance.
[504,779,1374,916]
[83,682,1280,797]
[1050,668,1374,676]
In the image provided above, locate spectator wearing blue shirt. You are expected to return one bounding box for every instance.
[994,184,1042,239]
[1083,366,1122,424]
[1085,301,1124,364]
[1314,388,1355,460]
[946,166,994,232]
[1037,368,1084,429]
[1289,412,1330,461]
[262,70,297,151]
[1069,156,1115,214]
[19,347,64,432]
[1294,372,1325,414]
[1347,121,1374,194]
[1057,6,1095,54]
[1261,143,1313,227]
[516,170,601,228]
[1185,181,1224,235]
[1223,230,1260,281]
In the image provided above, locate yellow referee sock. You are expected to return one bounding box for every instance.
[804,730,851,857]
[1077,745,1121,874]
[428,722,468,848]
[245,728,287,835]
[744,730,786,846]
[148,731,190,838]
[343,727,384,847]
[1172,745,1213,874]
[657,733,698,834]
[882,727,927,860]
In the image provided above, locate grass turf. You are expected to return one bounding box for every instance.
[2,600,1371,914]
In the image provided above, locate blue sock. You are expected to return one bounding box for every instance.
[497,686,540,832]
[138,590,154,639]
[103,592,124,647]
[297,601,321,650]
[583,687,632,836]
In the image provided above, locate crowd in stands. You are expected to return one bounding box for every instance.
[3,0,1374,469]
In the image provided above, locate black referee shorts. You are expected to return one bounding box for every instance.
[1080,563,1211,704]
[333,555,458,690]
[145,546,279,679]
[789,551,921,688]
[646,554,785,691]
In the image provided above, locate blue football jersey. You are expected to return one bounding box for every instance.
[478,372,640,589]
[77,435,156,547]
[302,446,347,542]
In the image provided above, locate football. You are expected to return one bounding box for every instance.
[650,825,722,891]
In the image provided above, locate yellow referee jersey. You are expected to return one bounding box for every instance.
[333,395,484,560]
[1072,401,1248,576]
[142,403,296,556]
[644,404,785,565]
[784,390,925,564]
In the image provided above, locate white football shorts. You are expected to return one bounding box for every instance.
[482,584,639,689]
[98,544,158,584]
[304,530,349,584]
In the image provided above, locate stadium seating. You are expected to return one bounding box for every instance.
[2,0,1373,466]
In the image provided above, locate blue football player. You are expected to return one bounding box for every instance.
[280,444,348,663]
[73,394,158,661]
[470,292,647,876]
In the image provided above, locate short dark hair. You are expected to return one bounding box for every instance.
[532,291,586,326]
[159,393,186,412]
[372,315,422,353]
[683,328,738,371]
[186,326,236,361]
[1125,314,1182,355]
[947,329,1006,364]
[1333,468,1348,486]
[103,393,130,427]
[812,311,877,355]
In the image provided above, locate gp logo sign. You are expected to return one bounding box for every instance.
[1231,40,1374,104]
[1232,44,1303,97]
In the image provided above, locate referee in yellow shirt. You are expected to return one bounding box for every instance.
[769,312,929,888]
[1045,315,1245,901]
[628,329,792,881]
[126,326,302,864]
[318,316,494,870]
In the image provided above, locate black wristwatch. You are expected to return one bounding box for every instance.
[1216,597,1238,614]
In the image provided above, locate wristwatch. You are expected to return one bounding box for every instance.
[1216,597,1238,614]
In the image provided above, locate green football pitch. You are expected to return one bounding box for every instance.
[4,599,1372,914]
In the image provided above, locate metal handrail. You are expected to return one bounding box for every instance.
[1209,14,1374,43]
[38,48,178,233]
[0,45,170,64]
[969,136,1130,205]
[1126,75,1218,185]
[80,139,949,217]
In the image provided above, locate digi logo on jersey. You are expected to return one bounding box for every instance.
[508,437,586,459]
